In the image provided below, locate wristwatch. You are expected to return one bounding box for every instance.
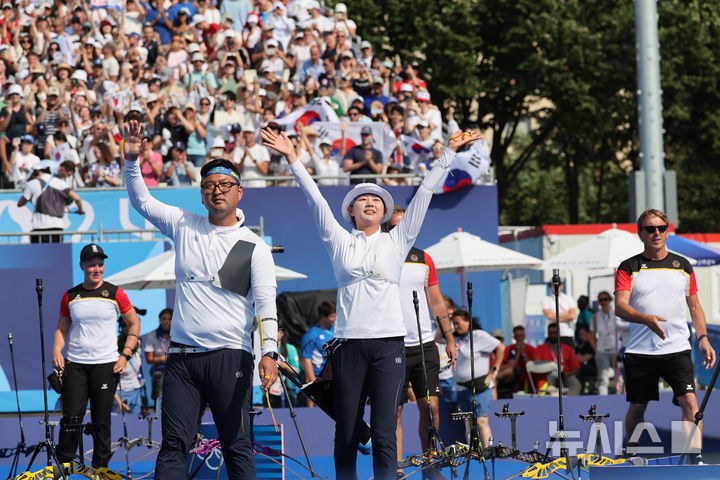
[120,352,132,361]
[263,352,279,361]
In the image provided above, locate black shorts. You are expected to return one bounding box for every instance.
[400,341,440,404]
[624,350,695,404]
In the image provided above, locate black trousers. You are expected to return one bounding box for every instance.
[332,337,406,480]
[57,361,118,468]
[155,349,254,480]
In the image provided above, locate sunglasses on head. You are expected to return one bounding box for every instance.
[642,225,668,234]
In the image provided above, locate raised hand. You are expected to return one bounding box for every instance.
[260,127,297,163]
[122,120,146,159]
[448,129,483,152]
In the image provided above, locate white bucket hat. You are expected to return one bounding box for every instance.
[341,183,394,224]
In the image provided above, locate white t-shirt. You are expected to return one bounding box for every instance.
[22,173,71,230]
[234,143,270,188]
[454,329,500,385]
[11,151,40,187]
[542,292,577,338]
[312,155,342,185]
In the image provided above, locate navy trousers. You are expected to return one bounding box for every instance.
[155,349,254,479]
[332,337,406,480]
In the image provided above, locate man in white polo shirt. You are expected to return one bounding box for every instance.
[542,279,577,347]
[122,119,279,479]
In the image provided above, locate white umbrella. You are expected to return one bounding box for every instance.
[106,249,307,290]
[425,229,543,306]
[425,229,544,273]
[542,225,696,270]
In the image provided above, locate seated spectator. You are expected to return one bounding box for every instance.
[532,323,582,395]
[491,328,515,399]
[504,325,536,393]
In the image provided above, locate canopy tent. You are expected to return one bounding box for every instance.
[106,249,307,290]
[542,225,697,270]
[425,229,543,307]
[666,235,720,267]
[425,230,544,273]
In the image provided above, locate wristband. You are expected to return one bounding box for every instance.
[490,366,498,372]
[698,334,708,343]
[120,352,132,361]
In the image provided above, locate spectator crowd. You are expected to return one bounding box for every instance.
[0,0,458,192]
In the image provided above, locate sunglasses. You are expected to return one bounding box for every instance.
[200,102,211,106]
[641,225,668,234]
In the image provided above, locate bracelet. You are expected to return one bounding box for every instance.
[698,334,708,343]
[122,345,133,352]
[127,333,138,339]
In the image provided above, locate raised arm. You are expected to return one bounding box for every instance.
[122,120,183,238]
[261,128,346,244]
[390,130,483,254]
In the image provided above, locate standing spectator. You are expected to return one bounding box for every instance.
[575,324,597,394]
[86,144,122,188]
[342,126,383,184]
[53,244,141,468]
[1,84,33,188]
[139,144,164,187]
[451,309,504,448]
[183,103,208,167]
[234,126,270,187]
[9,135,40,189]
[532,323,582,395]
[541,279,577,347]
[575,295,592,342]
[163,142,197,186]
[591,291,621,395]
[615,209,715,462]
[143,308,172,406]
[115,318,146,414]
[363,77,388,117]
[17,161,85,243]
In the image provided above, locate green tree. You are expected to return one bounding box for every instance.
[342,0,720,230]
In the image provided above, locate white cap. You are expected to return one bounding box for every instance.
[266,38,279,48]
[341,183,394,224]
[307,0,320,10]
[247,13,259,24]
[335,2,347,13]
[400,83,413,93]
[211,137,226,149]
[188,43,201,53]
[7,84,23,96]
[191,14,206,26]
[71,69,88,82]
[360,40,372,49]
[191,52,205,62]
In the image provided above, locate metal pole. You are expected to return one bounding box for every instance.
[635,0,666,211]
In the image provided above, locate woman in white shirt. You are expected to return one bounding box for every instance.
[261,127,481,480]
[451,309,504,449]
